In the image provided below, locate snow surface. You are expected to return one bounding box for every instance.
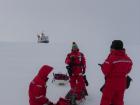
[0,41,139,105]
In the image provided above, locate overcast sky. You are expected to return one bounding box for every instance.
[0,0,140,43]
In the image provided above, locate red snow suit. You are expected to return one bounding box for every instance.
[69,75,86,100]
[100,49,132,105]
[65,50,87,100]
[65,50,86,75]
[29,65,53,105]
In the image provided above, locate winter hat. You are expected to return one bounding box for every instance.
[72,42,79,50]
[110,40,123,50]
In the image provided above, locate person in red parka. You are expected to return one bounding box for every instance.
[29,65,54,105]
[99,40,133,105]
[65,42,86,76]
[65,42,88,101]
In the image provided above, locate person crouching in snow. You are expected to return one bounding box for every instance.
[99,40,133,105]
[29,65,54,105]
[65,42,88,102]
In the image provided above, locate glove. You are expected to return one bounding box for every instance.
[66,65,71,70]
[98,63,102,67]
[126,75,132,89]
[66,65,72,76]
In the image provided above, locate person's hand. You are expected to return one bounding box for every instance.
[66,65,71,70]
[98,63,102,67]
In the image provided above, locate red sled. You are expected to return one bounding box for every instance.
[52,73,69,85]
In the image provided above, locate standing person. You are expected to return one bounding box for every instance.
[65,42,88,102]
[99,40,133,105]
[29,65,54,105]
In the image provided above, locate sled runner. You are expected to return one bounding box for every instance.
[52,73,69,85]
